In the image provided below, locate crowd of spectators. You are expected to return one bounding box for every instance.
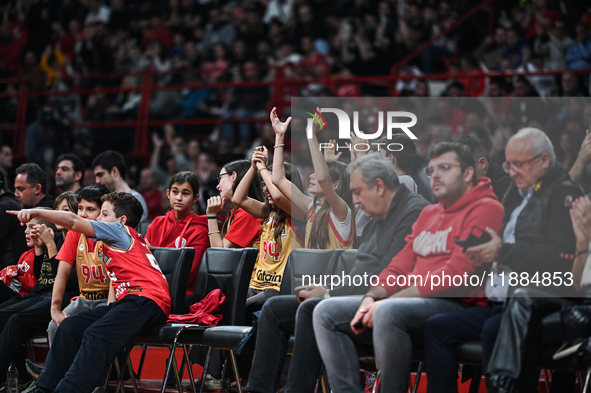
[0,0,590,165]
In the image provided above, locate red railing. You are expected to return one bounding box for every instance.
[1,66,590,163]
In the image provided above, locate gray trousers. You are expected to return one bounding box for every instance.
[47,297,108,346]
[313,296,463,393]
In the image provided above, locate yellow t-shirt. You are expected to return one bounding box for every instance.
[305,203,354,250]
[249,211,304,291]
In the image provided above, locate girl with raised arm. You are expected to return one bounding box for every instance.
[269,107,355,250]
[233,146,305,306]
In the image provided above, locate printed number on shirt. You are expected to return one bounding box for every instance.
[146,253,165,278]
[262,241,280,262]
[81,264,107,284]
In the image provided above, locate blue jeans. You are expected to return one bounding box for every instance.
[37,295,167,393]
[423,304,504,393]
[313,296,463,393]
[245,296,324,393]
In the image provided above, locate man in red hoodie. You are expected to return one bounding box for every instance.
[313,142,504,393]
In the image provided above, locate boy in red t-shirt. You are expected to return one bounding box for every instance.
[9,192,171,393]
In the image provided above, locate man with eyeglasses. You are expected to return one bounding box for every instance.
[313,142,503,393]
[423,127,583,393]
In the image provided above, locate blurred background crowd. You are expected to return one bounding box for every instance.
[0,0,591,215]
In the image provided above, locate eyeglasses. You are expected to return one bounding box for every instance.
[502,153,542,173]
[424,163,462,177]
[216,172,230,183]
[260,181,266,189]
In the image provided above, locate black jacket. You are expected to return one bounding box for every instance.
[331,186,429,296]
[486,162,513,203]
[0,192,27,270]
[498,165,583,276]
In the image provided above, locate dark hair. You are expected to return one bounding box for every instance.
[16,163,47,194]
[221,159,264,236]
[168,171,200,196]
[261,162,303,253]
[101,192,144,229]
[376,133,418,174]
[78,184,110,207]
[428,142,477,185]
[56,153,85,185]
[91,150,127,179]
[53,191,79,213]
[307,160,354,249]
[224,159,264,202]
[454,134,488,161]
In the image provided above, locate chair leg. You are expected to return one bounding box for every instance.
[411,362,424,393]
[199,347,213,393]
[228,350,242,393]
[160,344,178,393]
[114,355,127,393]
[372,369,381,393]
[467,371,481,393]
[103,363,114,392]
[171,354,185,393]
[544,369,551,392]
[318,366,330,393]
[182,344,197,393]
[583,367,591,393]
[125,345,139,393]
[136,344,148,380]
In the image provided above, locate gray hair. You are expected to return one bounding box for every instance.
[347,152,400,190]
[509,127,556,166]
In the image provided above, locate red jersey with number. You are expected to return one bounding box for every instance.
[91,221,171,315]
[146,210,209,296]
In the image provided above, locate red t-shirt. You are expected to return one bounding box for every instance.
[91,221,171,315]
[57,230,97,265]
[224,208,262,248]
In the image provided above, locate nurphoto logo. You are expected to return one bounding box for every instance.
[304,107,418,140]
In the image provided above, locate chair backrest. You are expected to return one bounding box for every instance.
[334,249,359,277]
[288,249,344,292]
[149,246,195,314]
[192,248,258,326]
[137,219,153,237]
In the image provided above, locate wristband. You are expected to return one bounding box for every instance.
[258,167,269,173]
[274,144,285,148]
[207,216,217,220]
[208,231,220,235]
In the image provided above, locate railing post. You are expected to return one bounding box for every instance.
[15,81,28,160]
[135,72,152,159]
